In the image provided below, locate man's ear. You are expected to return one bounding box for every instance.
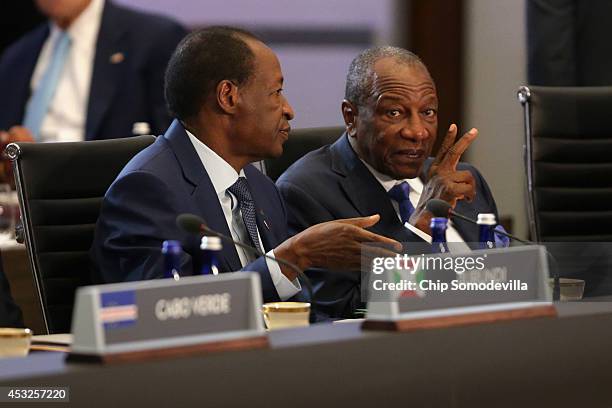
[341,99,358,137]
[216,80,239,114]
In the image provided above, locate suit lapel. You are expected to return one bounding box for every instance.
[331,134,414,242]
[453,201,480,243]
[164,121,243,272]
[85,1,128,140]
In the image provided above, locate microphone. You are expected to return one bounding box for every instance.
[175,213,315,307]
[426,199,533,244]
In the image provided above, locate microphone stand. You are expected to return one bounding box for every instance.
[448,210,534,244]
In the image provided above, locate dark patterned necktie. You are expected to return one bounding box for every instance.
[228,177,262,252]
[387,181,415,224]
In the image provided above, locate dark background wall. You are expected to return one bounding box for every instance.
[410,0,463,154]
[528,0,612,86]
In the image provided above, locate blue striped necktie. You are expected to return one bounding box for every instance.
[388,181,415,224]
[23,31,71,140]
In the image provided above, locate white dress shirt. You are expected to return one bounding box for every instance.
[29,0,105,142]
[348,136,470,252]
[186,130,301,300]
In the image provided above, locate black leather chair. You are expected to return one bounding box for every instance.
[518,85,612,297]
[518,85,612,242]
[264,126,344,181]
[6,135,155,334]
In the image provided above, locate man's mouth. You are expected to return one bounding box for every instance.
[395,148,426,161]
[279,127,291,138]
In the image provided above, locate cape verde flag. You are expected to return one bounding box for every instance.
[100,290,138,329]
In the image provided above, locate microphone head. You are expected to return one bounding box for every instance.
[426,199,451,218]
[176,213,206,234]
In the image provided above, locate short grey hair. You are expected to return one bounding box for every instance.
[344,46,430,108]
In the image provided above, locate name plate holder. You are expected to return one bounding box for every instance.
[362,245,557,332]
[67,272,267,364]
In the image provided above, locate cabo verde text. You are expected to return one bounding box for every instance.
[155,293,231,321]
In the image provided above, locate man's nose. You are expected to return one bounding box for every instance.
[283,96,295,120]
[400,116,429,141]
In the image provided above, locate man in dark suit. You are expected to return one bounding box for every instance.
[90,27,401,303]
[277,47,500,318]
[0,0,186,145]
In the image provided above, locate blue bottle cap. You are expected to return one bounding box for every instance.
[200,236,222,250]
[477,213,496,225]
[430,217,448,227]
[162,240,181,254]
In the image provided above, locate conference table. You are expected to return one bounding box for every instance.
[1,300,612,407]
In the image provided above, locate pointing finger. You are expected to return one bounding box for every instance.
[432,123,458,167]
[442,128,478,170]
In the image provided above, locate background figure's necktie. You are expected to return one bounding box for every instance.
[387,181,415,224]
[228,177,263,252]
[23,31,71,140]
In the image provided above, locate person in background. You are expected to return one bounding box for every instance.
[0,0,187,180]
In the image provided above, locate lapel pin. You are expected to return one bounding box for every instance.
[258,209,270,229]
[110,52,124,64]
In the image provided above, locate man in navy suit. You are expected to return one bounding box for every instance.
[90,27,401,303]
[0,0,186,146]
[277,47,501,318]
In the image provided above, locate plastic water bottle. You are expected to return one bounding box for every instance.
[430,217,448,253]
[162,240,181,280]
[200,236,222,275]
[477,213,496,250]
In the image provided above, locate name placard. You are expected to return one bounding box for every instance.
[363,246,556,330]
[69,272,266,362]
